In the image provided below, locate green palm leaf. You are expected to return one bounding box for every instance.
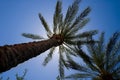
[64,18,90,37]
[65,30,98,40]
[22,33,44,40]
[106,32,120,54]
[110,41,120,57]
[63,6,91,36]
[38,13,52,36]
[108,54,120,72]
[43,47,55,66]
[53,0,63,34]
[64,0,80,26]
[108,41,120,71]
[70,6,91,30]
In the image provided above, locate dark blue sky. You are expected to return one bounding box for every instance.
[0,0,120,80]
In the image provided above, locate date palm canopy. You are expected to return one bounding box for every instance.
[66,32,120,80]
[22,0,97,79]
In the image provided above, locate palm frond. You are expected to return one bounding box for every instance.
[108,42,120,71]
[77,40,97,45]
[97,32,105,63]
[38,13,52,36]
[110,41,120,57]
[87,33,104,68]
[63,44,77,57]
[76,46,92,64]
[108,54,120,73]
[53,0,63,34]
[95,32,105,66]
[66,53,98,76]
[65,30,98,40]
[87,44,104,72]
[70,6,91,30]
[61,0,81,35]
[106,32,120,55]
[63,6,91,36]
[58,45,70,69]
[59,58,64,80]
[64,43,77,54]
[106,32,120,70]
[22,33,44,40]
[64,18,90,37]
[43,47,55,66]
[76,45,100,72]
[79,6,91,19]
[66,58,90,73]
[65,40,78,46]
[65,49,81,69]
[65,73,95,79]
[64,0,80,26]
[79,30,98,38]
[59,46,65,79]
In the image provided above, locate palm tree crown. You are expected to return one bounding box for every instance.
[66,32,120,80]
[22,0,97,79]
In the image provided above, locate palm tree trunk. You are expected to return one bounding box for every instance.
[0,37,60,73]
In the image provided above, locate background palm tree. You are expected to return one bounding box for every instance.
[66,32,120,80]
[0,0,97,78]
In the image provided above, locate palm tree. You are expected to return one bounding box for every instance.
[66,32,120,80]
[0,0,97,78]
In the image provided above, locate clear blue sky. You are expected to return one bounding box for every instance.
[0,0,120,80]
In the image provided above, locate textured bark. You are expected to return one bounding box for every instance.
[0,37,61,73]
